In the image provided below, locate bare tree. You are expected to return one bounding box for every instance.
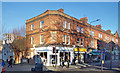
[11,25,28,63]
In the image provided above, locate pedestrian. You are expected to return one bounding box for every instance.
[59,57,62,66]
[1,60,5,67]
[62,58,65,68]
[67,59,69,68]
[8,56,13,68]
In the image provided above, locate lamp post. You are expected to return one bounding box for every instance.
[89,19,100,64]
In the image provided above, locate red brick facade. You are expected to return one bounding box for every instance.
[26,9,119,57]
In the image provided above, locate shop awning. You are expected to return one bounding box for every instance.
[90,51,101,55]
[74,48,87,52]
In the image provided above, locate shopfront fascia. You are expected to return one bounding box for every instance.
[31,46,74,66]
[74,48,87,63]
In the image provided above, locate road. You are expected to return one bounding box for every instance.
[4,60,120,72]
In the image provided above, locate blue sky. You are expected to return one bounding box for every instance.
[2,2,118,35]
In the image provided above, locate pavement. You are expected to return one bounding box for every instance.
[4,60,120,72]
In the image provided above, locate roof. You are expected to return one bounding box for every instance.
[26,9,119,38]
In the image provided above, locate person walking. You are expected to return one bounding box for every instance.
[8,56,13,68]
[1,60,5,67]
[62,58,65,68]
[59,57,62,66]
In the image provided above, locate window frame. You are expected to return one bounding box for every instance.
[40,21,44,28]
[81,27,83,33]
[40,34,44,44]
[77,25,80,32]
[81,38,83,46]
[63,20,66,28]
[31,24,34,30]
[67,35,70,44]
[31,36,33,44]
[67,22,70,29]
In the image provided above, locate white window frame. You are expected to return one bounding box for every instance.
[31,37,33,44]
[63,21,66,28]
[67,22,70,29]
[67,35,70,45]
[92,31,94,36]
[112,38,114,42]
[116,39,118,42]
[92,41,94,47]
[40,34,44,44]
[81,27,83,33]
[81,38,83,46]
[77,25,79,32]
[89,30,91,35]
[99,33,102,38]
[101,34,102,38]
[99,33,100,38]
[31,24,34,30]
[40,21,44,28]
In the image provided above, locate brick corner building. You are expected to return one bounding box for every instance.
[26,9,120,66]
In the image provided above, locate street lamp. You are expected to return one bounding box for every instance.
[89,19,100,64]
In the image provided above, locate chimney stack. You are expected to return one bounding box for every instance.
[57,9,64,13]
[96,24,101,29]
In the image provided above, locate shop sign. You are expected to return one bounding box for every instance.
[74,48,87,52]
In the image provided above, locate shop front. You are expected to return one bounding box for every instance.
[31,46,74,66]
[74,48,87,63]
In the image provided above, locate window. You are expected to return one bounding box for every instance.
[92,31,94,36]
[31,24,34,30]
[81,27,83,33]
[40,34,44,44]
[106,36,109,40]
[92,41,94,47]
[31,37,33,44]
[90,40,91,47]
[89,30,91,35]
[67,35,70,44]
[99,33,100,38]
[40,21,44,28]
[116,39,118,42]
[99,33,102,38]
[101,34,102,38]
[67,22,70,29]
[63,21,66,28]
[77,38,80,46]
[63,35,66,44]
[77,25,79,32]
[81,38,83,46]
[112,38,114,42]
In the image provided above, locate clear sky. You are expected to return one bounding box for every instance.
[2,2,118,35]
